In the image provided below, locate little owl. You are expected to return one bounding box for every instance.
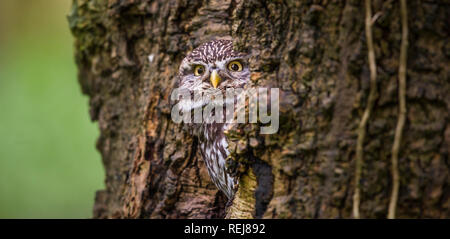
[174,39,250,200]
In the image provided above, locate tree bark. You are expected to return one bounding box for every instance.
[69,0,449,218]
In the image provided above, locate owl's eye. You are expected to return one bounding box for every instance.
[228,61,243,72]
[194,65,205,76]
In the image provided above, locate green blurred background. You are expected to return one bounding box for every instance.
[0,0,104,218]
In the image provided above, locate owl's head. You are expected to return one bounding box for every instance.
[178,40,250,94]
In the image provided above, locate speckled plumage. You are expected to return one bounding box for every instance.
[176,40,250,199]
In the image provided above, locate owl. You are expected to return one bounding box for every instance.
[175,39,250,200]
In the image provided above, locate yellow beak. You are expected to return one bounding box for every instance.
[210,70,221,89]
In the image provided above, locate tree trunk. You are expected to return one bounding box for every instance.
[69,0,449,218]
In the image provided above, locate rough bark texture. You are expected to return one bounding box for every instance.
[69,0,449,218]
